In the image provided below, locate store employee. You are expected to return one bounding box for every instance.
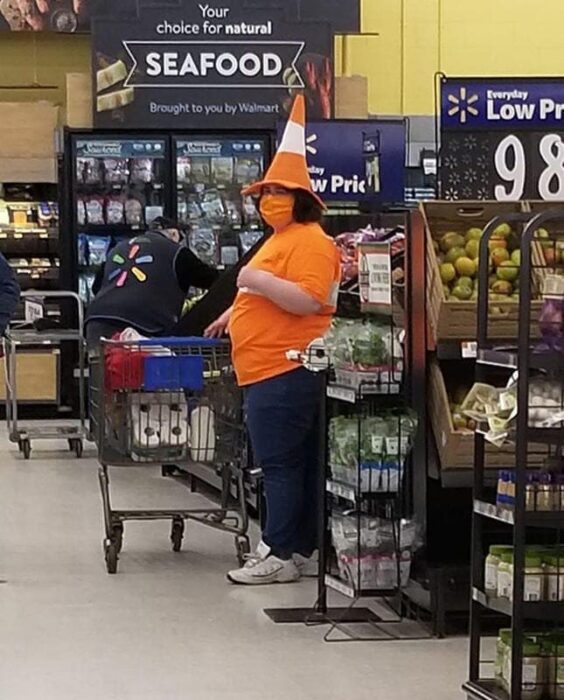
[85,217,218,348]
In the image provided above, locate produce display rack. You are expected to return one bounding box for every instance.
[465,210,564,700]
[264,209,433,640]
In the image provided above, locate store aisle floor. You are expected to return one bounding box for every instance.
[0,430,467,700]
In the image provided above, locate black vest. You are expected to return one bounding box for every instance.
[86,231,185,335]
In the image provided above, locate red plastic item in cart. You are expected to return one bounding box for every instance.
[104,334,147,391]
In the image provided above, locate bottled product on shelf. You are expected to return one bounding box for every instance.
[494,628,564,700]
[485,546,564,603]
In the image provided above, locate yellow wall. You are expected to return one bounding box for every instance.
[2,0,564,118]
[0,32,89,109]
[344,0,564,116]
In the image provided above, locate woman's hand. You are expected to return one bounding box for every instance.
[237,266,272,293]
[204,307,232,338]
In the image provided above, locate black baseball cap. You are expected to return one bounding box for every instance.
[150,216,179,231]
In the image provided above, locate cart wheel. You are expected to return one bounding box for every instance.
[112,523,124,554]
[170,519,185,552]
[69,439,83,458]
[104,540,119,574]
[235,536,250,566]
[104,540,118,574]
[162,465,175,477]
[20,440,31,460]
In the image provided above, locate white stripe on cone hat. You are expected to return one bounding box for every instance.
[242,94,325,209]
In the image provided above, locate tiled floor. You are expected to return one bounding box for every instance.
[0,429,467,700]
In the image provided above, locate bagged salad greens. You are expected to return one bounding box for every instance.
[325,318,404,388]
[329,410,417,493]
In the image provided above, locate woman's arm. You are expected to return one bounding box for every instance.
[237,267,321,316]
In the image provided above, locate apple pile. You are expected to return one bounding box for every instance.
[435,223,520,302]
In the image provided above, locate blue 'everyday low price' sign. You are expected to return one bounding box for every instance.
[278,119,406,203]
[441,78,564,130]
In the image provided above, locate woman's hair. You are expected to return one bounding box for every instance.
[292,189,324,224]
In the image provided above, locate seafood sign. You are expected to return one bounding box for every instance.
[92,0,336,129]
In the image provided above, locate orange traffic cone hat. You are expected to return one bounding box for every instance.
[242,94,325,208]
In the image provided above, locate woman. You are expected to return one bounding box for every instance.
[206,96,341,585]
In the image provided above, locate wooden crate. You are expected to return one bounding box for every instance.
[422,201,544,343]
[0,351,59,404]
[429,360,547,470]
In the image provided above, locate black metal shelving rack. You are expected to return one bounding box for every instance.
[264,210,431,641]
[465,210,564,700]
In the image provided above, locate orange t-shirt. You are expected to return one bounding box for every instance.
[230,222,341,386]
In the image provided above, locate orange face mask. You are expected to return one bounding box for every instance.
[259,193,295,230]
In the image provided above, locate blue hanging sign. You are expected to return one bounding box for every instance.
[278,119,406,203]
[441,78,564,130]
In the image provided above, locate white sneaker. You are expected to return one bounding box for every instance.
[293,550,319,578]
[227,541,300,585]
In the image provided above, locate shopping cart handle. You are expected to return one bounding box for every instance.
[125,336,225,348]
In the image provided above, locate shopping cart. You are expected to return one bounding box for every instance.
[4,291,88,459]
[90,336,250,574]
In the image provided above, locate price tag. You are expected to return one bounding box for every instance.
[461,342,478,359]
[358,242,392,311]
[25,298,44,322]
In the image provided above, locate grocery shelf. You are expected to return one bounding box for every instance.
[476,349,518,369]
[437,341,478,360]
[472,587,564,622]
[463,680,508,700]
[326,383,402,404]
[326,479,398,504]
[526,427,564,446]
[474,499,564,527]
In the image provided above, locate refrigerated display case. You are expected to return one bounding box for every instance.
[61,131,272,304]
[173,136,267,270]
[62,133,170,304]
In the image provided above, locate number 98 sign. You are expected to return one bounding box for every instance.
[494,132,564,201]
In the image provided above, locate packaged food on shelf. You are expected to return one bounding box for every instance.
[88,237,111,266]
[104,158,129,185]
[200,190,226,224]
[239,230,263,255]
[85,196,105,225]
[496,470,564,513]
[325,318,404,389]
[545,554,564,602]
[105,196,125,225]
[485,545,512,597]
[548,641,564,699]
[77,157,101,184]
[188,227,218,266]
[497,550,514,599]
[331,514,420,590]
[502,637,543,700]
[130,158,154,184]
[328,411,417,493]
[125,198,144,227]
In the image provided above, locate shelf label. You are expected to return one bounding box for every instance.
[325,574,355,599]
[327,385,356,404]
[24,298,44,323]
[461,341,478,359]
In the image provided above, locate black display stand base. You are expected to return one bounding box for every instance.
[263,607,381,624]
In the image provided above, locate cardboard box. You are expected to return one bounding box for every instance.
[0,350,59,403]
[0,101,58,182]
[66,72,93,128]
[335,75,368,119]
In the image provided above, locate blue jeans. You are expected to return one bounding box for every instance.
[245,367,323,560]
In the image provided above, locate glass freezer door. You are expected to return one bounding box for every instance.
[174,137,267,269]
[73,136,167,303]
